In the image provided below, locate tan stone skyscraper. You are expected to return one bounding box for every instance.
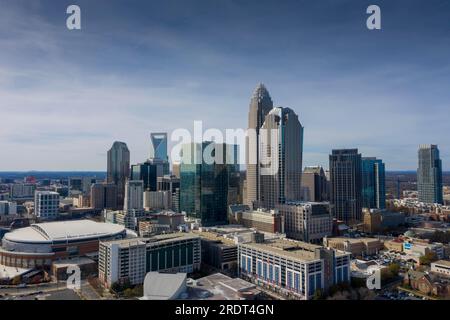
[259,107,303,209]
[245,83,273,208]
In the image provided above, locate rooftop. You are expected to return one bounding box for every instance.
[433,260,450,267]
[102,232,199,248]
[142,272,187,300]
[35,191,59,195]
[186,273,261,300]
[327,237,382,244]
[240,238,325,262]
[0,265,32,280]
[4,220,125,243]
[193,230,236,246]
[52,257,96,268]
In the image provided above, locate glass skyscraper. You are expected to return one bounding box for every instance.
[107,141,130,207]
[417,144,443,204]
[150,132,168,161]
[180,142,235,226]
[329,149,362,225]
[130,161,158,191]
[361,157,386,209]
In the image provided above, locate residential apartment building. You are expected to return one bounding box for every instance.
[34,191,60,220]
[98,239,147,287]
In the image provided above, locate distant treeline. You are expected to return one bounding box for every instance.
[0,171,106,180]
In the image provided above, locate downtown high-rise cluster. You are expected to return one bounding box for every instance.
[104,84,444,229]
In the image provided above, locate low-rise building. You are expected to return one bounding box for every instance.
[98,233,201,288]
[52,257,97,281]
[323,237,384,257]
[404,270,450,298]
[229,207,284,234]
[194,230,238,272]
[403,240,445,260]
[238,236,351,300]
[431,260,450,278]
[277,202,332,243]
[362,208,405,233]
[384,239,404,252]
[138,221,171,236]
[0,201,17,216]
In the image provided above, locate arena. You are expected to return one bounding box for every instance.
[0,220,126,268]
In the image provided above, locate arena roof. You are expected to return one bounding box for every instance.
[142,272,187,300]
[4,220,125,244]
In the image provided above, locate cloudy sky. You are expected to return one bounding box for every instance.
[0,0,449,171]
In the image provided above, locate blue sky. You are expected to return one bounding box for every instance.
[0,0,449,171]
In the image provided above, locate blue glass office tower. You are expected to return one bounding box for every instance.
[180,142,235,226]
[417,144,443,204]
[361,157,386,209]
[150,133,168,161]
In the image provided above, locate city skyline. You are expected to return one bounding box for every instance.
[1,0,450,171]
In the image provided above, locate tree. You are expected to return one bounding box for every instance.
[11,276,21,286]
[419,251,438,266]
[312,289,323,300]
[388,263,400,277]
[429,231,450,244]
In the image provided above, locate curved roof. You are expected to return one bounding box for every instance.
[142,272,187,300]
[4,220,125,244]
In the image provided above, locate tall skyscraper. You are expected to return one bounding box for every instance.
[361,157,386,209]
[417,144,443,204]
[259,107,303,209]
[107,141,130,207]
[329,149,362,225]
[180,142,231,226]
[150,132,168,161]
[301,166,328,202]
[245,83,273,208]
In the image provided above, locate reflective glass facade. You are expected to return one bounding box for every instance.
[180,142,234,226]
[361,157,386,209]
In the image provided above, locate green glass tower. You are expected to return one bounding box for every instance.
[361,157,386,209]
[180,142,236,226]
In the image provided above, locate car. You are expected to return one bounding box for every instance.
[17,283,27,289]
